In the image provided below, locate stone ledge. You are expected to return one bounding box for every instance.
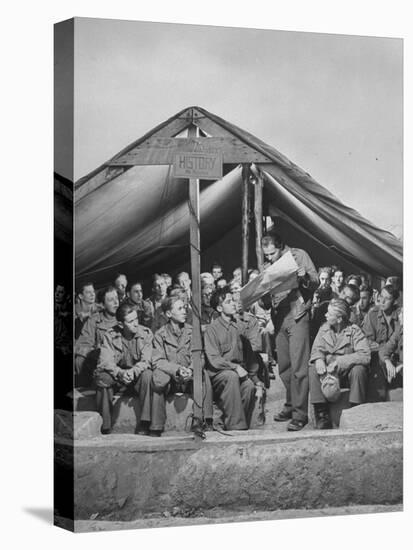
[54,428,402,521]
[340,402,403,431]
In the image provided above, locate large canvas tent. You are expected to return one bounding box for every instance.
[69,106,402,289]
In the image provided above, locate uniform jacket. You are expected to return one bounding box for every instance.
[362,306,400,349]
[152,322,197,377]
[204,315,254,373]
[379,325,403,364]
[236,311,262,352]
[96,324,153,377]
[310,323,371,370]
[75,311,118,359]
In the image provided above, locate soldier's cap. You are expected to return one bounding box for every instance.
[321,373,341,402]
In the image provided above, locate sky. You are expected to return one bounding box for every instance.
[57,17,403,236]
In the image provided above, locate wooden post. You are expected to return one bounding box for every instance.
[241,164,250,285]
[254,170,264,272]
[188,123,203,427]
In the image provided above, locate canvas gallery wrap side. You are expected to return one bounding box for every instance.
[54,17,403,533]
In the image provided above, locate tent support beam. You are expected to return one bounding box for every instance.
[241,164,251,285]
[253,169,264,271]
[188,123,204,430]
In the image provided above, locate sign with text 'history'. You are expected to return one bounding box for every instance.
[173,152,223,180]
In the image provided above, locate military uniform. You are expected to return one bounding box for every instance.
[151,322,213,431]
[75,301,102,339]
[362,306,400,401]
[268,246,319,424]
[204,316,256,430]
[74,311,118,386]
[94,324,154,432]
[309,323,370,405]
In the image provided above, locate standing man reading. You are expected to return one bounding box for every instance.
[261,230,318,431]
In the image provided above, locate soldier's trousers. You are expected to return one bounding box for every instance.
[273,310,310,422]
[151,368,214,431]
[309,364,368,404]
[94,369,153,432]
[210,369,255,430]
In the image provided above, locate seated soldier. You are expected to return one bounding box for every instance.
[114,273,128,304]
[379,307,403,389]
[310,267,333,344]
[94,302,154,435]
[216,278,228,289]
[201,272,215,287]
[125,279,153,328]
[200,282,217,330]
[145,274,168,332]
[340,283,360,324]
[330,268,344,298]
[309,298,370,429]
[385,276,403,309]
[204,287,257,431]
[161,273,172,290]
[151,296,214,435]
[211,262,224,282]
[232,267,242,285]
[352,285,373,327]
[75,286,119,387]
[229,278,267,388]
[75,282,101,339]
[175,271,192,302]
[363,284,401,401]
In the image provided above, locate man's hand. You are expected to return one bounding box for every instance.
[337,362,350,375]
[177,366,193,382]
[132,364,146,378]
[315,359,327,376]
[235,365,248,380]
[118,369,133,385]
[326,360,338,374]
[395,364,403,375]
[385,360,396,383]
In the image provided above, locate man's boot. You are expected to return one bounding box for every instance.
[313,403,332,429]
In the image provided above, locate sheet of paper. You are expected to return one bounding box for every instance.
[240,250,299,310]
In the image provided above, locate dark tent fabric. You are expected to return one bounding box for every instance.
[73,106,402,289]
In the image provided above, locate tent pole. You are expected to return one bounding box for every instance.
[188,123,203,429]
[254,169,264,272]
[241,164,250,285]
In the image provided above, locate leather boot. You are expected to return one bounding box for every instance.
[314,403,332,429]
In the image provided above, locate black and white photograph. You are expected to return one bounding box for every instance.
[52,15,406,533]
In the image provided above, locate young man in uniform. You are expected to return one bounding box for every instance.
[145,274,168,332]
[331,268,345,298]
[362,284,401,401]
[75,286,120,387]
[75,282,100,339]
[151,295,214,435]
[204,287,257,431]
[309,298,370,429]
[261,230,318,431]
[211,263,224,282]
[94,302,154,435]
[114,273,128,304]
[125,280,153,329]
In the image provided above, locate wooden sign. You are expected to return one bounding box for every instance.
[173,152,223,180]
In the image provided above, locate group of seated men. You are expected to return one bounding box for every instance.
[54,242,403,436]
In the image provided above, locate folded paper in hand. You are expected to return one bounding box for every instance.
[240,250,298,310]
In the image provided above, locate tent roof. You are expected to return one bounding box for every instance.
[73,106,402,286]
